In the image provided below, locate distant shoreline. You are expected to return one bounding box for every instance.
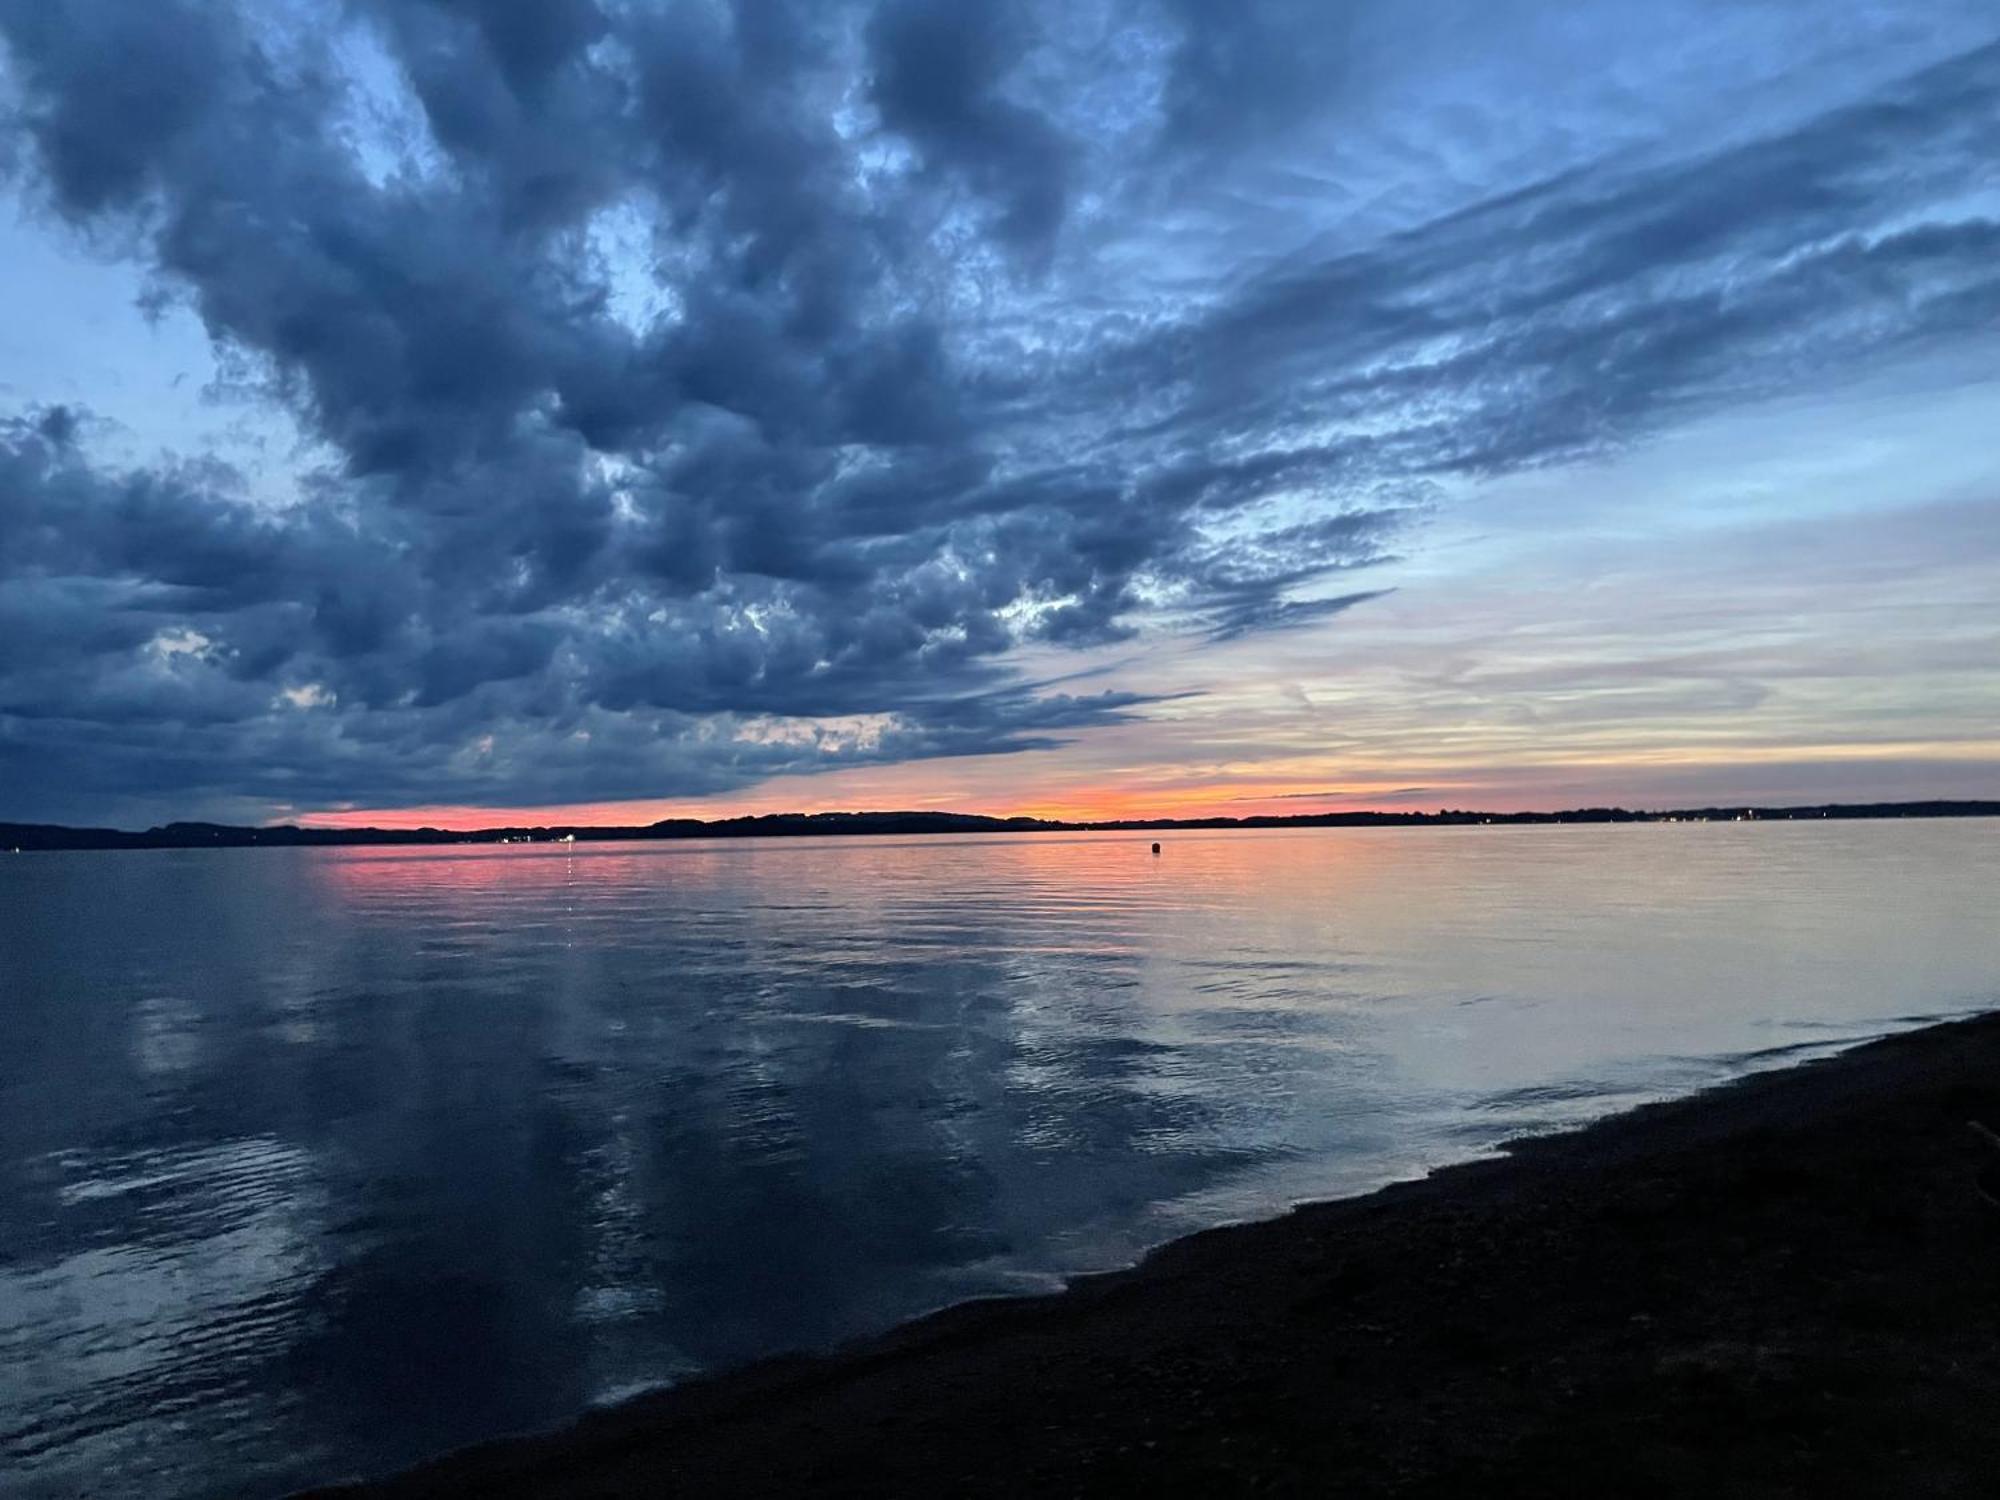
[306,1009,2000,1497]
[0,800,1992,856]
[3,799,1997,851]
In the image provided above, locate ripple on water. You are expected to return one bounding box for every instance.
[1,825,1996,1497]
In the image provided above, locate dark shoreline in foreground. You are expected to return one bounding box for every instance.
[8,798,1999,851]
[308,1010,2000,1498]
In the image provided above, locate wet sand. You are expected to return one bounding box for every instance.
[310,1011,2000,1498]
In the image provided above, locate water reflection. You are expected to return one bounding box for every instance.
[1,825,1996,1497]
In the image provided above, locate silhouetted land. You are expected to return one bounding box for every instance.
[5,799,1997,851]
[306,1011,2000,1498]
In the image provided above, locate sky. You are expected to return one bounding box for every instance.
[0,1,1996,829]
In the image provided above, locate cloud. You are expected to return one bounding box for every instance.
[0,2,1995,820]
[864,0,1073,253]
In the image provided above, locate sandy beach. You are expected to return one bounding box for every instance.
[304,1009,2000,1498]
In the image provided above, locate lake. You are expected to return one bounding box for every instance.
[2,822,1996,1497]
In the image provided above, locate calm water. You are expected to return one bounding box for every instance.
[2,823,1996,1496]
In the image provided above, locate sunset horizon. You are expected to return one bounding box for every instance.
[289,767,2000,833]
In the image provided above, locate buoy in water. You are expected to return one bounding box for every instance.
[1151,842,1161,855]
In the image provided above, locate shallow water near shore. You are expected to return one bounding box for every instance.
[2,822,1996,1497]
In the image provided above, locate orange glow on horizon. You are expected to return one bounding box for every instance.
[287,738,2000,831]
[291,781,1452,832]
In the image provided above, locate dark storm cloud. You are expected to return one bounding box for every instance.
[865,0,1072,252]
[0,2,1995,820]
[1153,0,1343,152]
